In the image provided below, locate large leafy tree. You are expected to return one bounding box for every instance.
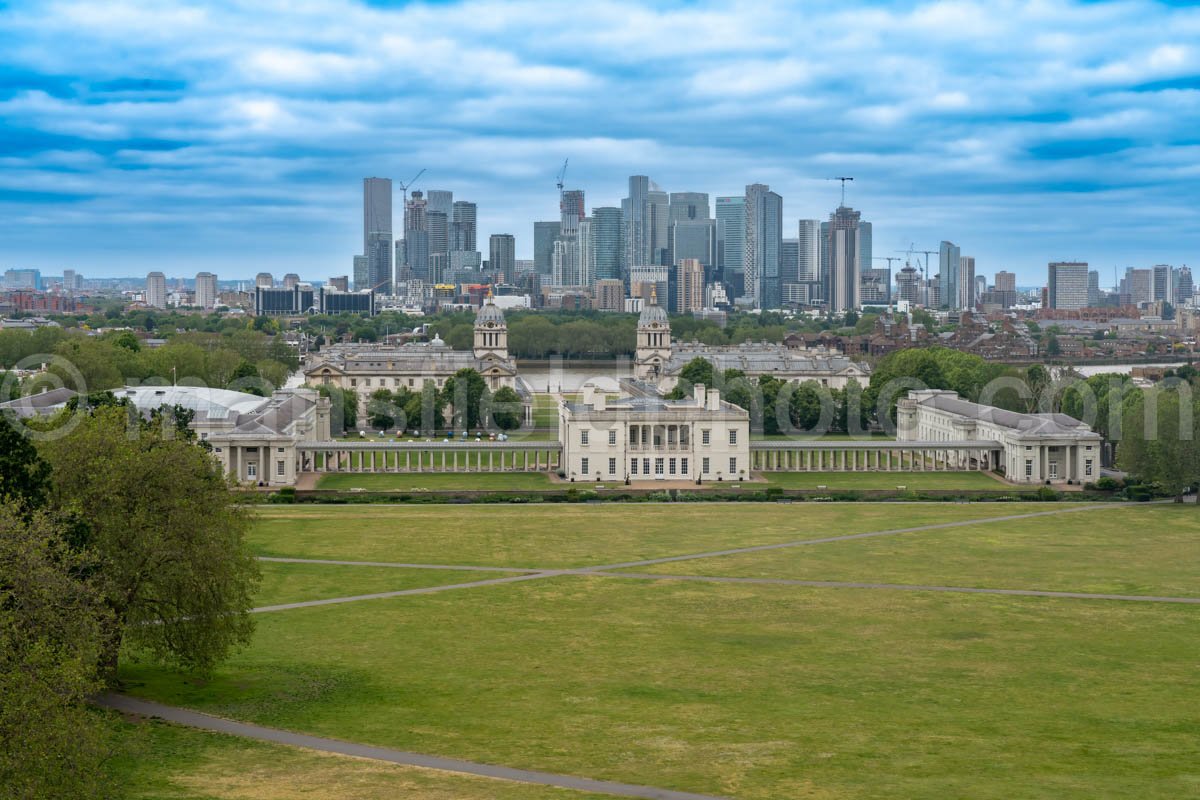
[0,504,116,800]
[0,414,50,509]
[39,406,259,680]
[442,368,489,431]
[490,386,523,431]
[1117,385,1198,500]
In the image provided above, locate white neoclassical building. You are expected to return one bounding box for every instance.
[559,383,751,483]
[896,389,1102,484]
[304,296,520,409]
[632,293,871,391]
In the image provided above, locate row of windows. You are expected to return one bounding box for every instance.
[349,377,446,389]
[580,428,737,446]
[623,456,737,476]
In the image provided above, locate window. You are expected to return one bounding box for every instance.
[1025,445,1032,451]
[277,447,285,453]
[729,430,737,445]
[643,458,650,474]
[581,457,589,475]
[1049,461,1058,479]
[608,457,617,474]
[215,447,222,453]
[702,429,711,445]
[654,458,664,475]
[247,463,257,478]
[350,379,357,387]
[608,430,617,446]
[631,459,639,475]
[702,457,710,474]
[364,378,371,387]
[200,432,208,440]
[729,457,737,474]
[681,458,689,474]
[1025,459,1033,478]
[277,460,285,476]
[581,430,589,445]
[669,458,676,475]
[1085,459,1094,477]
[409,378,415,387]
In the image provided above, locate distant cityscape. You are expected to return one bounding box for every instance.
[1,172,1194,322]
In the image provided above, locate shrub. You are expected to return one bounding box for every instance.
[1034,486,1058,502]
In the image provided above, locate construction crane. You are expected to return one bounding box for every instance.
[556,159,568,195]
[827,176,854,206]
[873,256,900,271]
[397,168,426,210]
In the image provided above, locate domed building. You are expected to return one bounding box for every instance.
[634,289,672,381]
[303,296,520,411]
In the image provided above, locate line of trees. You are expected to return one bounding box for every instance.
[360,368,523,434]
[1,399,260,798]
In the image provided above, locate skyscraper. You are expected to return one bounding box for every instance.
[533,221,559,276]
[195,272,217,309]
[675,258,705,312]
[1087,270,1100,307]
[1152,264,1175,304]
[489,234,516,283]
[353,255,368,290]
[622,175,649,272]
[647,188,670,266]
[797,220,820,282]
[670,220,715,277]
[938,241,961,310]
[959,256,975,309]
[282,273,300,289]
[146,271,167,309]
[782,240,800,283]
[255,272,274,289]
[715,196,745,297]
[560,189,585,236]
[1048,261,1089,310]
[404,191,430,281]
[825,206,863,312]
[859,222,873,276]
[591,207,622,281]
[742,184,782,309]
[669,192,710,223]
[363,177,392,294]
[452,201,477,251]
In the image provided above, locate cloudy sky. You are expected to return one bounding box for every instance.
[2,0,1198,285]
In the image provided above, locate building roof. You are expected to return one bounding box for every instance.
[475,296,506,325]
[665,342,870,378]
[114,385,269,419]
[915,391,1100,438]
[638,294,668,326]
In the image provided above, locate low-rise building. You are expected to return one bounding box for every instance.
[558,383,750,483]
[896,389,1102,484]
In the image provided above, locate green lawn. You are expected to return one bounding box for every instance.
[315,472,555,491]
[123,571,1200,800]
[112,716,610,800]
[763,470,1013,490]
[255,561,520,607]
[247,504,1058,569]
[624,505,1200,597]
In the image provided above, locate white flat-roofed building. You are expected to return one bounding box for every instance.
[896,389,1102,484]
[559,383,750,483]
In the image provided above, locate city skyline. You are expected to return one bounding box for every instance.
[1,0,1198,283]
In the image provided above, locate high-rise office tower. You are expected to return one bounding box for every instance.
[146,271,167,309]
[938,241,961,310]
[744,183,782,308]
[452,201,477,251]
[353,255,368,290]
[647,188,670,266]
[1122,267,1153,306]
[1177,267,1193,305]
[404,191,430,281]
[975,274,987,303]
[195,272,217,309]
[797,220,820,282]
[363,177,393,294]
[255,272,274,289]
[859,222,873,276]
[1048,261,1089,310]
[995,271,1016,293]
[552,237,580,287]
[425,190,452,276]
[622,175,649,271]
[715,196,746,297]
[591,207,622,281]
[489,234,516,283]
[560,189,585,236]
[825,206,863,312]
[328,276,349,292]
[895,263,920,304]
[577,217,594,289]
[1152,264,1175,304]
[669,192,710,224]
[781,239,799,283]
[427,211,448,264]
[675,258,705,312]
[1087,270,1100,307]
[282,273,300,289]
[533,221,559,276]
[62,269,78,294]
[670,220,716,280]
[959,256,975,310]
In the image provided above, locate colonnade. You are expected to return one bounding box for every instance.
[300,445,561,473]
[749,445,997,472]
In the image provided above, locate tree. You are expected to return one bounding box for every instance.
[490,386,523,431]
[666,357,715,400]
[39,406,259,680]
[0,414,51,509]
[367,388,397,431]
[1117,385,1198,500]
[0,504,117,800]
[1045,333,1061,356]
[443,368,489,431]
[316,383,357,432]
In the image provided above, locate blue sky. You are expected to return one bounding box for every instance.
[1,0,1198,285]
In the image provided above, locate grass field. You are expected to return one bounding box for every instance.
[112,717,611,800]
[246,504,1049,568]
[315,472,556,491]
[119,502,1199,799]
[255,561,521,606]
[763,470,1011,490]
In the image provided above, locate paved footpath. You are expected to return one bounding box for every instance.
[98,694,729,800]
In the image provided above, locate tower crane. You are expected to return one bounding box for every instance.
[827,176,854,206]
[398,168,426,211]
